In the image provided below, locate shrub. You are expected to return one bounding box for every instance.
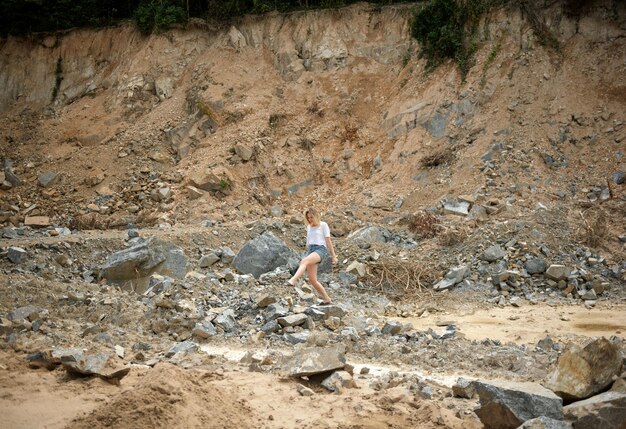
[408,210,441,238]
[410,0,503,78]
[134,0,186,34]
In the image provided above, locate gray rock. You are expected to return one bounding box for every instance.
[340,327,360,341]
[433,277,457,291]
[347,225,387,243]
[308,304,347,319]
[544,337,623,401]
[474,380,563,428]
[297,383,315,396]
[517,416,572,428]
[261,319,280,334]
[37,171,60,188]
[612,171,625,185]
[285,346,346,377]
[8,306,48,322]
[338,271,358,286]
[219,247,236,264]
[233,232,298,278]
[165,340,199,357]
[61,351,129,381]
[213,309,237,333]
[256,296,277,308]
[443,199,471,216]
[483,245,506,262]
[199,253,220,267]
[192,321,217,339]
[269,205,283,217]
[265,303,289,321]
[545,265,569,281]
[469,204,489,221]
[277,314,309,327]
[234,144,253,161]
[321,370,357,391]
[7,246,27,263]
[453,377,476,399]
[283,332,309,345]
[101,237,188,286]
[382,320,402,335]
[563,391,626,429]
[525,258,548,274]
[303,307,327,321]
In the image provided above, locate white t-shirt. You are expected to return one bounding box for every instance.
[306,222,330,246]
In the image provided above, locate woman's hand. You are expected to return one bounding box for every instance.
[331,256,338,265]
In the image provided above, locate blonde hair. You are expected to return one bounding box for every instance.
[304,207,321,226]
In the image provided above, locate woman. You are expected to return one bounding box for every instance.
[288,207,338,305]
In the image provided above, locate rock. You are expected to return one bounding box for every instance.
[186,185,204,199]
[537,336,555,352]
[285,346,346,377]
[563,391,626,429]
[8,306,48,322]
[277,314,308,328]
[269,205,283,217]
[192,321,217,339]
[233,232,298,278]
[321,370,357,392]
[468,204,489,221]
[433,277,456,291]
[545,265,569,281]
[100,237,188,287]
[442,199,471,216]
[297,383,315,396]
[483,245,506,262]
[517,416,572,428]
[261,319,280,334]
[213,309,237,333]
[37,171,60,188]
[7,246,27,263]
[543,337,623,401]
[199,253,220,267]
[346,261,367,277]
[306,304,347,320]
[382,320,402,335]
[265,303,289,321]
[284,332,309,345]
[154,77,173,100]
[610,378,626,394]
[4,167,22,187]
[256,296,277,308]
[474,380,563,428]
[165,340,198,358]
[347,225,387,243]
[453,377,476,399]
[61,351,129,381]
[234,144,253,161]
[189,166,233,194]
[612,171,625,185]
[219,247,236,264]
[525,258,548,274]
[24,216,50,227]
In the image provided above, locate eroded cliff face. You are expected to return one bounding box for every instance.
[0,2,624,233]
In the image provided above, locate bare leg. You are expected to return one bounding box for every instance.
[306,263,331,304]
[288,253,321,286]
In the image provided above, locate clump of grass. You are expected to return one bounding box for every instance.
[420,146,456,168]
[408,210,442,238]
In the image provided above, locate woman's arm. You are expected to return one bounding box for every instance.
[325,236,338,265]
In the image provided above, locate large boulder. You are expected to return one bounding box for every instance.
[543,337,623,401]
[100,237,188,290]
[347,225,387,243]
[474,380,564,429]
[233,232,298,278]
[517,417,572,428]
[563,391,626,429]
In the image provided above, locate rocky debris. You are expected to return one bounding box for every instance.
[277,314,308,327]
[233,231,298,278]
[8,305,48,322]
[100,236,188,287]
[442,198,471,216]
[452,377,475,399]
[188,166,233,195]
[525,258,548,275]
[433,265,469,291]
[37,171,60,188]
[296,383,315,396]
[192,321,217,339]
[284,346,346,377]
[61,351,130,381]
[473,380,563,428]
[321,370,357,392]
[166,340,199,358]
[199,252,220,267]
[483,245,506,262]
[7,246,27,263]
[518,417,572,428]
[24,216,50,227]
[348,225,387,243]
[563,391,626,429]
[545,265,570,281]
[543,337,623,401]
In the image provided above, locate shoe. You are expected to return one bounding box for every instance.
[317,300,332,306]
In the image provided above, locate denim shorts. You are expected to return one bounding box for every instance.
[305,244,329,263]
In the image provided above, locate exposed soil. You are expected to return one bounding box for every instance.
[0,1,625,428]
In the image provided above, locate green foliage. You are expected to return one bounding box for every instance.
[480,42,500,87]
[410,0,504,79]
[134,0,186,34]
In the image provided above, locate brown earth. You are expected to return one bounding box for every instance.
[0,1,625,428]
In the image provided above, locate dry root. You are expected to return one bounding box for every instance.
[578,208,608,248]
[367,258,441,299]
